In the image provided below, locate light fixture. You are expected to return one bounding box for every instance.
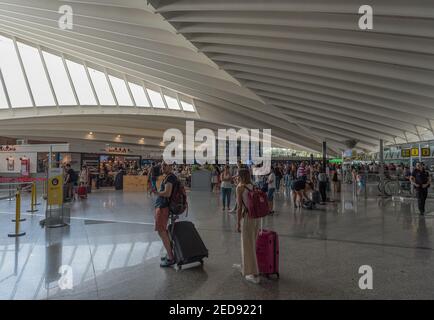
[89,132,93,135]
[117,135,121,138]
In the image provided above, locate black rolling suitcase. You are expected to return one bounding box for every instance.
[169,220,208,270]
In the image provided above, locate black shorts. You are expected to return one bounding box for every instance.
[293,180,305,191]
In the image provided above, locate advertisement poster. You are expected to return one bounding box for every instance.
[48,168,63,206]
[6,157,14,171]
[20,157,30,176]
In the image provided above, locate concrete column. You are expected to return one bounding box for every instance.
[418,143,422,163]
[379,139,385,195]
[379,139,384,165]
[322,141,327,172]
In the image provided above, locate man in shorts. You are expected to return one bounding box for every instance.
[155,162,177,267]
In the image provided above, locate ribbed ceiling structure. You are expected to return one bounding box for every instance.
[1,0,434,153]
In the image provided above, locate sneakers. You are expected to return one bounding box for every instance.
[245,275,260,284]
[160,258,176,268]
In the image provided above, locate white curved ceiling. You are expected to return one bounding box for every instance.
[1,0,434,154]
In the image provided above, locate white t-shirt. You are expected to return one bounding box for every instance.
[268,173,276,189]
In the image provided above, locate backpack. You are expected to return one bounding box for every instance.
[166,174,188,216]
[242,185,269,219]
[69,170,78,183]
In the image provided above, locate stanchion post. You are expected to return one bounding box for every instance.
[8,183,13,201]
[43,179,47,199]
[8,190,26,237]
[34,181,41,206]
[27,182,38,213]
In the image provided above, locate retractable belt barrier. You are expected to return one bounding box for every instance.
[8,190,26,238]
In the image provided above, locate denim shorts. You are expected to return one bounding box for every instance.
[267,188,276,201]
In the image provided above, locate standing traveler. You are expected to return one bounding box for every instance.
[283,167,293,196]
[267,167,276,214]
[211,165,220,192]
[410,163,431,216]
[292,178,308,208]
[229,162,242,213]
[332,169,339,194]
[150,162,161,194]
[79,165,89,187]
[317,169,328,203]
[275,165,282,192]
[155,162,177,267]
[297,162,307,181]
[220,165,233,211]
[235,169,260,284]
[64,164,77,201]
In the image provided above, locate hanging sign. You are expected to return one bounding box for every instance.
[105,147,132,154]
[401,149,410,158]
[421,148,430,157]
[411,148,419,157]
[0,145,16,152]
[20,157,30,176]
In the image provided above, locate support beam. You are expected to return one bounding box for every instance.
[322,141,327,172]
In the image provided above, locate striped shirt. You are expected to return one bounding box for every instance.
[297,166,306,178]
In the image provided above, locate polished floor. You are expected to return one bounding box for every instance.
[0,183,434,300]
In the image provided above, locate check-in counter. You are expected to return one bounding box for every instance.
[123,175,165,192]
[123,175,148,192]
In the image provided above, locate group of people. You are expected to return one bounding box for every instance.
[152,160,343,285]
[63,164,90,201]
[212,161,343,213]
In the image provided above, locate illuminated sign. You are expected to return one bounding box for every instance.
[0,145,16,152]
[421,148,430,157]
[401,149,410,158]
[105,147,132,154]
[411,148,419,157]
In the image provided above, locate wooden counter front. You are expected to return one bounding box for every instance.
[123,175,148,192]
[123,175,165,192]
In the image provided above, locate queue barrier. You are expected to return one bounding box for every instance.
[27,182,39,213]
[1,180,45,214]
[8,190,26,238]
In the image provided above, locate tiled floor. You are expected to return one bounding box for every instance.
[1,184,434,300]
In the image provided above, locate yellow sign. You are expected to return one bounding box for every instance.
[48,175,63,206]
[421,148,430,157]
[401,149,410,158]
[411,148,419,157]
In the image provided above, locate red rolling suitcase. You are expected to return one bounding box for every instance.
[78,185,87,199]
[256,229,279,278]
